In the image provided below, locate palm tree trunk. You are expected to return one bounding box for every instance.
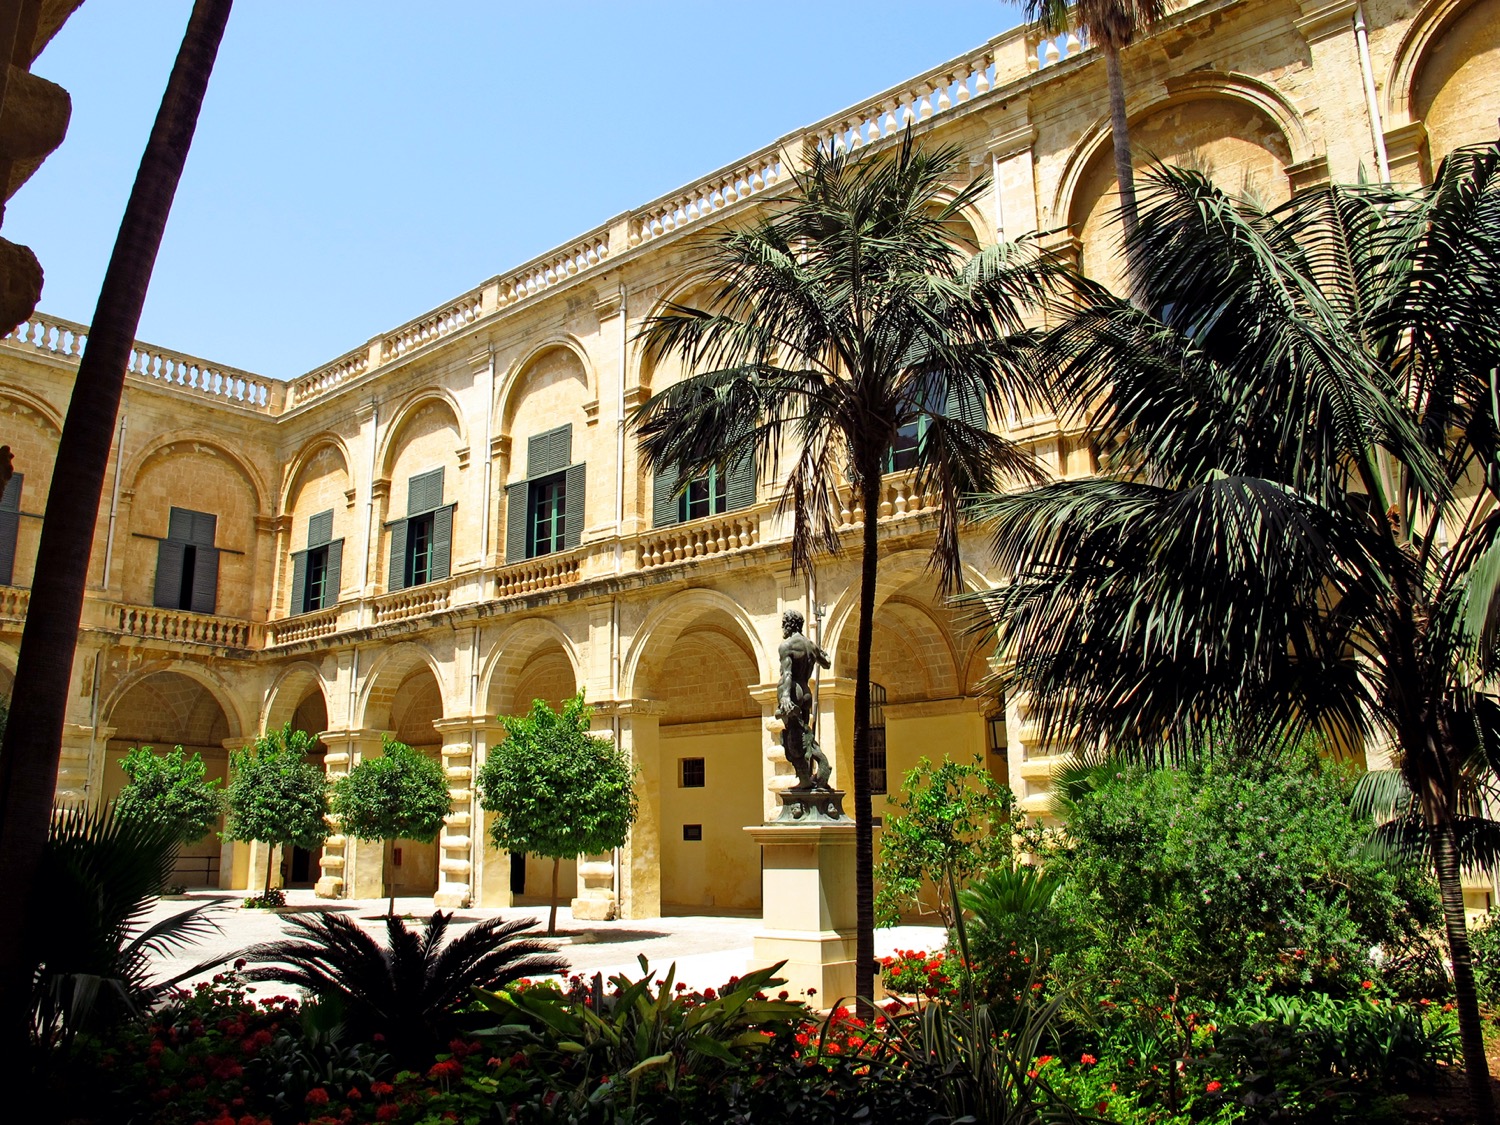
[549,856,560,936]
[0,0,232,1049]
[1430,797,1496,1122]
[853,469,881,1019]
[264,845,274,901]
[1102,41,1138,239]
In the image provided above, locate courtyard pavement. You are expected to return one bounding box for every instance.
[139,889,947,1003]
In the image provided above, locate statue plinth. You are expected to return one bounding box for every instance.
[772,786,847,823]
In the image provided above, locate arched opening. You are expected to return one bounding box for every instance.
[1413,0,1500,173]
[634,605,763,913]
[105,671,233,888]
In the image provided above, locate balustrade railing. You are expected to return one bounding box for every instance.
[496,233,611,308]
[289,346,369,407]
[494,549,583,598]
[836,470,940,528]
[630,151,783,247]
[638,511,760,569]
[266,605,341,646]
[1025,28,1089,71]
[372,580,452,624]
[112,603,256,648]
[381,289,485,363]
[0,586,28,620]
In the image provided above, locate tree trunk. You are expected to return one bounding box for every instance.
[853,469,882,1018]
[1102,41,1138,239]
[0,0,232,1048]
[263,845,274,901]
[1430,798,1496,1123]
[549,855,560,936]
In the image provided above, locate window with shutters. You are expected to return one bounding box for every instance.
[154,507,220,614]
[868,681,889,796]
[0,472,23,586]
[289,509,343,615]
[651,450,754,529]
[506,425,586,563]
[387,468,454,592]
[886,379,988,473]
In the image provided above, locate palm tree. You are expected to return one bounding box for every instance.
[632,133,1054,1008]
[0,0,234,1048]
[975,143,1500,1120]
[1022,0,1169,237]
[244,911,567,1066]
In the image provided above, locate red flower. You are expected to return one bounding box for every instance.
[427,1059,463,1081]
[305,1088,330,1107]
[370,1082,395,1098]
[1361,980,1374,990]
[1080,1053,1098,1065]
[375,1106,399,1122]
[1206,1080,1223,1093]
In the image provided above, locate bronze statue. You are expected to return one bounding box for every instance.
[776,608,833,790]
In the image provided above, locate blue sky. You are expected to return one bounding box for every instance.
[8,2,1021,379]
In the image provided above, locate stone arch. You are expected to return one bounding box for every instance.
[125,433,269,520]
[103,661,250,744]
[622,587,772,700]
[263,661,333,734]
[480,616,584,720]
[357,642,449,734]
[834,593,963,704]
[1398,0,1500,171]
[376,390,467,481]
[631,273,720,396]
[0,383,63,435]
[0,386,63,587]
[497,336,597,429]
[821,549,992,663]
[279,433,354,515]
[1054,77,1303,290]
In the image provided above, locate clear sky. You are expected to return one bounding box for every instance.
[7,2,1022,380]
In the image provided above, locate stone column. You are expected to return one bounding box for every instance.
[316,728,386,899]
[813,677,856,798]
[1293,1,1369,182]
[987,116,1037,242]
[596,698,667,920]
[470,722,512,907]
[251,514,285,623]
[749,683,796,822]
[57,722,97,806]
[433,717,477,909]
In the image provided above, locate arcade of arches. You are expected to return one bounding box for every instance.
[2,0,1497,918]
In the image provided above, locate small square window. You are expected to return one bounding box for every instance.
[683,824,703,841]
[680,757,705,788]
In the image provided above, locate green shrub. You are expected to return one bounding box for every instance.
[114,745,226,844]
[1048,746,1440,1006]
[1469,911,1500,1007]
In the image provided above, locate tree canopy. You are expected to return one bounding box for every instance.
[113,744,225,844]
[224,722,330,898]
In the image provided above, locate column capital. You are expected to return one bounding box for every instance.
[591,697,669,719]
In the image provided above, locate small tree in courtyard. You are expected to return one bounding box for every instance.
[477,693,637,935]
[225,723,329,902]
[331,736,451,916]
[114,744,226,844]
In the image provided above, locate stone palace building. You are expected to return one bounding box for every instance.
[0,0,1494,917]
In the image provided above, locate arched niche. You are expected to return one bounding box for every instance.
[281,440,354,614]
[1068,96,1295,294]
[1411,0,1500,173]
[0,389,61,588]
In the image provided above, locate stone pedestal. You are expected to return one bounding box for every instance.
[745,810,857,1005]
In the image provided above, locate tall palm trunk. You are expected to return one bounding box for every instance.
[1425,783,1496,1123]
[852,467,882,1017]
[0,0,233,1048]
[1101,41,1138,239]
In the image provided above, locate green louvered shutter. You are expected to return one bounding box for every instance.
[563,464,586,550]
[505,481,529,564]
[408,468,444,515]
[388,518,408,591]
[528,426,571,477]
[308,509,334,547]
[289,551,308,615]
[945,382,988,430]
[653,463,680,528]
[154,541,185,608]
[190,547,219,614]
[0,472,22,585]
[725,450,755,512]
[324,539,343,606]
[431,505,454,580]
[167,507,193,542]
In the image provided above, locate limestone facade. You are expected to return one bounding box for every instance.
[0,0,1495,915]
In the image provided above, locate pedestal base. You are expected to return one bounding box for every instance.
[745,820,857,1004]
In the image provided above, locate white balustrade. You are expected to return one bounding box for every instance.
[630,152,783,247]
[266,605,341,646]
[372,581,452,624]
[1026,28,1089,72]
[381,290,485,363]
[290,347,369,407]
[495,551,582,598]
[0,586,28,620]
[639,512,760,569]
[495,233,611,309]
[837,471,940,528]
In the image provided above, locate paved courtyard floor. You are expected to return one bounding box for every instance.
[140,889,946,1003]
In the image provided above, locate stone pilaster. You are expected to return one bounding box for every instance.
[593,698,667,920]
[315,728,386,898]
[433,716,478,908]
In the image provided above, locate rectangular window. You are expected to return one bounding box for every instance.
[869,681,889,796]
[679,466,728,522]
[388,469,452,592]
[0,472,22,586]
[988,694,1009,772]
[683,824,703,842]
[529,473,567,557]
[290,509,343,615]
[406,512,434,586]
[653,451,754,529]
[889,421,921,472]
[154,507,219,614]
[680,758,706,788]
